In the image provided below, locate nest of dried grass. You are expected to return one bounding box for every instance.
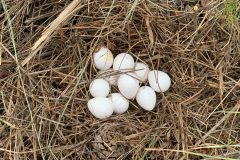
[0,0,240,159]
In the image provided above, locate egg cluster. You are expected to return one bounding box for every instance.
[88,46,171,119]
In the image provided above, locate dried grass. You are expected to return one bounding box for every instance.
[0,0,240,159]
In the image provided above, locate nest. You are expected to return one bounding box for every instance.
[0,0,240,159]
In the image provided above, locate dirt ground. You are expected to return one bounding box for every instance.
[0,0,240,159]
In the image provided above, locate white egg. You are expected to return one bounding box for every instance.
[98,69,120,86]
[87,97,113,119]
[109,93,129,114]
[118,73,139,99]
[93,47,113,70]
[113,53,135,71]
[136,86,156,111]
[89,79,110,97]
[134,62,150,82]
[148,70,171,92]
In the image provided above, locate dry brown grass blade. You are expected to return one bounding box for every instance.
[0,47,2,65]
[145,16,154,49]
[21,0,81,66]
[195,100,240,146]
[1,0,240,159]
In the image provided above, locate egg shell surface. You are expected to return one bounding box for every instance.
[87,97,114,119]
[118,73,140,99]
[94,47,113,70]
[89,79,110,97]
[109,93,129,114]
[148,70,171,92]
[113,53,135,71]
[134,62,150,82]
[136,86,156,111]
